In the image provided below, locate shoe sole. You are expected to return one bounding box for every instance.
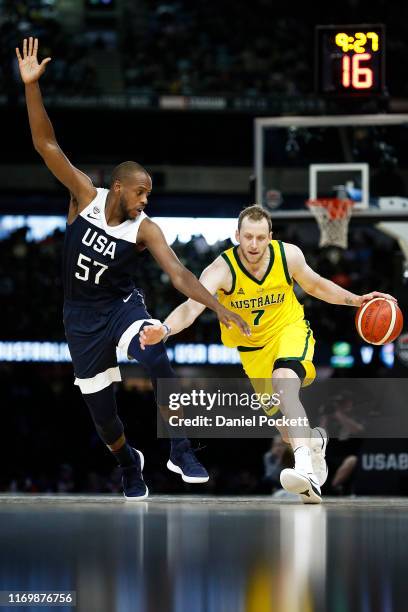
[280,469,322,504]
[124,449,149,501]
[311,427,329,487]
[167,459,209,483]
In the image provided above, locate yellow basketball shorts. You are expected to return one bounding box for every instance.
[238,320,316,414]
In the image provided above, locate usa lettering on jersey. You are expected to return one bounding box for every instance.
[82,228,116,259]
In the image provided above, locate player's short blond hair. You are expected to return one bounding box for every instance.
[238,205,272,233]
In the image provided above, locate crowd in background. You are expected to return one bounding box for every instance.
[2,359,407,495]
[0,362,273,495]
[2,0,408,97]
[122,1,308,96]
[0,0,98,99]
[0,223,403,345]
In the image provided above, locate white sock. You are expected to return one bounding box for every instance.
[294,446,314,474]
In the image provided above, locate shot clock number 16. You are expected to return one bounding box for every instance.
[316,25,385,95]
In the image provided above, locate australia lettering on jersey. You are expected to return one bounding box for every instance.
[230,293,285,309]
[82,228,117,260]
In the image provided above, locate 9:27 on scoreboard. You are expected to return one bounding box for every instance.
[315,24,385,95]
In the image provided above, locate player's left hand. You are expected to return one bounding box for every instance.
[215,305,251,336]
[359,291,398,306]
[139,324,166,350]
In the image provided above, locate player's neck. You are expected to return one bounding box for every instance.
[105,191,126,226]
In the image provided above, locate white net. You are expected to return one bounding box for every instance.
[306,199,354,249]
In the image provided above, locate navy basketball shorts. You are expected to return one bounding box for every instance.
[63,290,161,394]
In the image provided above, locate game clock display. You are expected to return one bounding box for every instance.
[316,25,385,95]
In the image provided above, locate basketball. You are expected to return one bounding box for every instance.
[355,298,404,345]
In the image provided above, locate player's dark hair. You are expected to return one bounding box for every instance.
[238,205,272,232]
[110,161,149,186]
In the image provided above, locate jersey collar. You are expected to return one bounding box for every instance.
[233,243,274,285]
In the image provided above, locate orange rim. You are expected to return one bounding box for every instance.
[306,198,354,220]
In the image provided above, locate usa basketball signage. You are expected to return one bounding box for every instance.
[315,25,385,95]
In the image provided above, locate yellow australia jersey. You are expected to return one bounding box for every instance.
[217,240,305,348]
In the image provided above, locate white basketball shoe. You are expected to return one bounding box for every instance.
[280,468,322,504]
[280,446,322,504]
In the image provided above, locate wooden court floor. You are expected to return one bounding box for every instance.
[0,495,406,612]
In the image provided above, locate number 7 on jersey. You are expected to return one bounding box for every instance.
[251,309,265,325]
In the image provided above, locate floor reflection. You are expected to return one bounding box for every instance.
[0,496,407,612]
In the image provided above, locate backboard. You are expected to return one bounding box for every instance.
[254,114,408,222]
[254,114,408,257]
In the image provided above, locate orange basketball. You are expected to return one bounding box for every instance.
[355,298,404,345]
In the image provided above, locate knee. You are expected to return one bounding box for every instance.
[272,367,301,402]
[272,367,299,382]
[81,385,123,443]
[128,334,175,378]
[272,360,305,385]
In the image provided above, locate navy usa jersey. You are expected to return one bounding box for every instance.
[63,188,146,306]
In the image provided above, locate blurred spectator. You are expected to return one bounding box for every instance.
[262,435,294,492]
[318,392,364,494]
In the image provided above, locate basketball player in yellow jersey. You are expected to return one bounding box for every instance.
[140,205,396,503]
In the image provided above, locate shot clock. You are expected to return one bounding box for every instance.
[316,25,385,95]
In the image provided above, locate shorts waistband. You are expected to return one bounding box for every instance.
[64,290,144,311]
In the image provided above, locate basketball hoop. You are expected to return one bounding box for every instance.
[306,198,354,249]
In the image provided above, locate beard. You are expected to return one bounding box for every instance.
[241,247,268,265]
[119,196,133,221]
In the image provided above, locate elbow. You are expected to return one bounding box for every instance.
[33,139,57,156]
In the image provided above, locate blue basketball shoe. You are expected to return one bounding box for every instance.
[167,439,209,483]
[122,448,149,500]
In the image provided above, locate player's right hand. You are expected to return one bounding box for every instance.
[16,38,51,84]
[215,305,251,336]
[358,291,398,306]
[139,324,166,350]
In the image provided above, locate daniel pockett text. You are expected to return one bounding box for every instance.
[167,413,309,429]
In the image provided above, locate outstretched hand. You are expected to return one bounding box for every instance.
[15,37,51,84]
[139,324,166,350]
[216,305,251,336]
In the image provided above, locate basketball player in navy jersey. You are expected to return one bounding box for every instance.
[16,37,250,500]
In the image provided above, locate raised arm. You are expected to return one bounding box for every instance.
[16,38,96,208]
[285,242,397,306]
[139,255,232,348]
[138,218,249,341]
